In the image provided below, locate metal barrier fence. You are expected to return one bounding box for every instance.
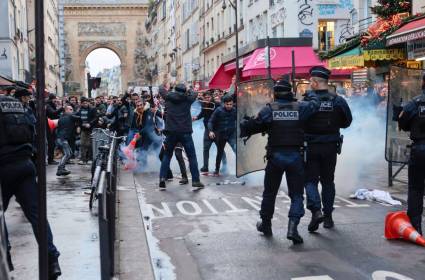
[91,128,114,161]
[96,133,120,280]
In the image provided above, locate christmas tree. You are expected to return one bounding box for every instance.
[371,0,411,19]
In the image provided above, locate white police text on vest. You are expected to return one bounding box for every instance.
[273,110,299,120]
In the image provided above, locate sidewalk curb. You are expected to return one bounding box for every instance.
[116,169,155,280]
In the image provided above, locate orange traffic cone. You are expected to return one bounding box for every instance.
[123,133,140,160]
[47,118,58,132]
[385,211,425,247]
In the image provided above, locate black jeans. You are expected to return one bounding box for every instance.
[47,128,56,163]
[0,159,60,259]
[159,143,187,179]
[215,132,236,173]
[202,129,226,169]
[305,142,338,215]
[407,143,425,228]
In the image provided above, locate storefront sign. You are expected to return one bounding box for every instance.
[363,49,405,61]
[407,39,425,60]
[329,55,364,69]
[406,61,421,69]
[387,29,425,46]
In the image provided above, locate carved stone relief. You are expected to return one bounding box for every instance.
[78,22,126,37]
[79,40,127,56]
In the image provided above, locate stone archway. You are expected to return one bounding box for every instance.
[63,3,149,96]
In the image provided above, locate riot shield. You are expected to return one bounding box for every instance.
[386,66,425,163]
[236,79,274,177]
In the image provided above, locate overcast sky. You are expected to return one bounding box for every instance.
[86,48,121,76]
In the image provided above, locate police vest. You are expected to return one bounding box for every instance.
[410,95,425,141]
[0,95,33,147]
[267,102,304,147]
[304,92,340,135]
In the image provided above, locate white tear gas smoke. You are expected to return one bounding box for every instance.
[334,97,387,195]
[121,100,237,177]
[240,96,388,194]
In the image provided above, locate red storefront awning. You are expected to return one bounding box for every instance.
[223,55,252,72]
[242,46,326,78]
[208,64,234,90]
[0,75,14,86]
[387,17,425,46]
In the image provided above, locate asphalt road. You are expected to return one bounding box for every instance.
[134,172,425,280]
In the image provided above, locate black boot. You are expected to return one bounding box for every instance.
[159,180,166,191]
[200,166,208,173]
[410,216,422,235]
[48,257,62,280]
[323,214,335,229]
[56,168,71,176]
[179,176,189,185]
[256,220,272,237]
[287,220,303,244]
[308,210,324,232]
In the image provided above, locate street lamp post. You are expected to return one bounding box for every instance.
[222,0,239,89]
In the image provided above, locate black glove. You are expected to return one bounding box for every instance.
[239,120,250,138]
[392,104,403,121]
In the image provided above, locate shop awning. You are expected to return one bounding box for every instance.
[208,64,234,90]
[0,75,14,86]
[224,55,252,72]
[387,17,425,46]
[242,46,326,78]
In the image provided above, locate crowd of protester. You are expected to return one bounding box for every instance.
[0,81,237,179]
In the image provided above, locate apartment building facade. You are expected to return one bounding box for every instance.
[0,0,31,82]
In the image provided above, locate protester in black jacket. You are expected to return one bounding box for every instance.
[193,91,226,173]
[46,94,63,164]
[208,94,236,175]
[76,97,97,164]
[56,105,79,175]
[158,83,204,190]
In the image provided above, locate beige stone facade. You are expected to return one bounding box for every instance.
[26,0,62,94]
[200,0,244,86]
[145,0,244,88]
[63,4,148,96]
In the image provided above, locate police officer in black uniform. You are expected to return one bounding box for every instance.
[0,93,61,278]
[397,74,425,235]
[303,66,352,232]
[240,79,319,244]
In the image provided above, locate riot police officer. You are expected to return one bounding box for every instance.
[397,74,425,235]
[240,79,319,244]
[303,66,352,232]
[0,94,61,278]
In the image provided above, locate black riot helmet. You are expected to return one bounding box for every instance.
[273,79,294,100]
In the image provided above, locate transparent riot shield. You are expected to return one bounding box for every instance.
[236,79,274,177]
[386,66,425,163]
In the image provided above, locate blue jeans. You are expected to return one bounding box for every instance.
[260,149,305,223]
[159,132,200,182]
[0,159,60,259]
[56,138,72,170]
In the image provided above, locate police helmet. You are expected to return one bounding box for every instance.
[14,87,32,99]
[273,79,294,100]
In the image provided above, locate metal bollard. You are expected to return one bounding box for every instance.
[97,171,111,280]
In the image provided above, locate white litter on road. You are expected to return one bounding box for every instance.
[349,189,402,206]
